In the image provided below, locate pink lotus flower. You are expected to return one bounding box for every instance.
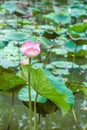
[20,59,29,65]
[21,41,40,58]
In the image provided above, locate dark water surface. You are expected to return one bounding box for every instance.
[0,93,87,130]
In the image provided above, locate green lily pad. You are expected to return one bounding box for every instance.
[13,9,26,17]
[5,32,29,41]
[1,2,16,13]
[71,8,86,18]
[0,58,19,68]
[18,86,47,103]
[21,66,74,114]
[0,41,8,49]
[66,81,85,93]
[18,86,58,116]
[81,88,87,98]
[43,12,71,25]
[51,44,69,55]
[0,66,26,91]
[51,61,79,69]
[68,23,87,33]
[75,50,87,57]
[67,23,87,44]
[52,69,69,75]
[29,68,74,114]
[40,36,53,48]
[65,39,82,52]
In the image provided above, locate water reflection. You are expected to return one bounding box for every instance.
[0,93,87,130]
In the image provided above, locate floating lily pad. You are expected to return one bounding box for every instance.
[67,23,87,44]
[65,39,82,52]
[71,8,86,18]
[52,69,69,75]
[44,12,71,25]
[66,81,85,93]
[18,86,47,103]
[51,48,69,55]
[5,32,29,41]
[0,58,19,68]
[1,2,16,13]
[51,61,79,69]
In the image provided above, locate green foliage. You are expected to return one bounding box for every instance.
[0,41,8,49]
[65,40,82,52]
[51,61,79,69]
[66,81,87,99]
[6,32,29,41]
[66,81,86,93]
[43,12,71,24]
[1,2,16,13]
[52,69,69,75]
[18,86,58,115]
[68,23,87,33]
[18,86,47,103]
[71,8,86,18]
[0,0,87,118]
[0,66,26,91]
[29,68,74,114]
[67,23,87,44]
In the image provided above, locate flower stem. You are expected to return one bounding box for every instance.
[34,92,38,130]
[72,108,80,130]
[28,58,32,130]
[72,44,77,69]
[7,91,14,130]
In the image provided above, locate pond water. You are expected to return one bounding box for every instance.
[0,93,87,130]
[0,0,87,130]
